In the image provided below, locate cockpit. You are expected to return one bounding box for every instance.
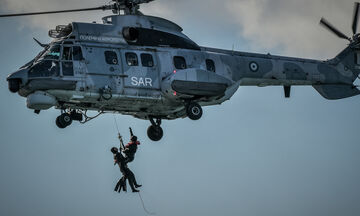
[28,43,83,78]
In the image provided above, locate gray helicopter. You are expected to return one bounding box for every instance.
[3,0,360,141]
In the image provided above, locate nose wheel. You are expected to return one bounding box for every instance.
[56,113,72,128]
[55,111,83,129]
[147,117,163,141]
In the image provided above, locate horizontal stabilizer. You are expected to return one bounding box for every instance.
[313,84,360,100]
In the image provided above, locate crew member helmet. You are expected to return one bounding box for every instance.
[111,147,118,154]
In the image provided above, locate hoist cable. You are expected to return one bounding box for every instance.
[138,192,156,215]
[113,114,120,134]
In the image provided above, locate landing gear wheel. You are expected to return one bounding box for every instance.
[147,125,163,142]
[56,116,66,129]
[186,102,203,120]
[57,113,72,128]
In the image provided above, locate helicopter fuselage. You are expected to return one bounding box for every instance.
[6,14,360,140]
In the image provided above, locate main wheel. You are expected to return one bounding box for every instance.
[147,125,163,141]
[186,102,203,120]
[56,116,66,129]
[58,113,72,127]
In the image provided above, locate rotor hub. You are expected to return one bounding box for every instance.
[111,0,155,15]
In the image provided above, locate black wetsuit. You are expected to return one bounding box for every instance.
[123,141,139,163]
[113,151,140,192]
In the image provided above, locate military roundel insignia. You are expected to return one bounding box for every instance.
[249,62,259,72]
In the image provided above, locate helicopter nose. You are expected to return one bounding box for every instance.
[7,69,28,93]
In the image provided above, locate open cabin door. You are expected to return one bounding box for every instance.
[61,45,86,76]
[60,45,87,88]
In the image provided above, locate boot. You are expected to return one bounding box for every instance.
[114,181,121,192]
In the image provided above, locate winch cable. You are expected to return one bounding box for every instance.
[112,115,156,215]
[113,114,121,133]
[113,115,125,151]
[113,115,121,137]
[138,192,156,215]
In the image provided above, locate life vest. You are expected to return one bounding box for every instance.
[125,141,140,155]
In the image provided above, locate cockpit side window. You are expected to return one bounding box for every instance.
[61,46,74,76]
[174,56,187,69]
[105,51,118,65]
[62,47,73,61]
[126,52,138,66]
[73,46,83,61]
[62,62,74,76]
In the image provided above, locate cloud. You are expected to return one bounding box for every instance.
[1,0,357,59]
[225,0,356,59]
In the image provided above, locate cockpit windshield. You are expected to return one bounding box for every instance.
[29,60,60,78]
[41,45,61,60]
[29,45,61,78]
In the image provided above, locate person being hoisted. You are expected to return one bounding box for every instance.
[112,129,142,193]
[111,146,142,193]
[122,127,140,164]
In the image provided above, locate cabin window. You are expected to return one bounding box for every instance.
[206,59,216,72]
[141,53,154,67]
[105,51,118,65]
[62,47,73,60]
[126,52,138,66]
[73,46,83,61]
[174,56,187,69]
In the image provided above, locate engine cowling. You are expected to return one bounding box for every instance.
[122,27,139,42]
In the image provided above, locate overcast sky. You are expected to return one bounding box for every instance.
[1,0,360,216]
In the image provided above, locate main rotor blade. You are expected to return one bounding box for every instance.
[320,18,350,41]
[0,6,109,18]
[352,2,360,34]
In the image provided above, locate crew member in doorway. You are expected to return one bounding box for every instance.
[111,147,142,193]
[123,127,140,163]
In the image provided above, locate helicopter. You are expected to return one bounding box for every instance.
[3,0,360,141]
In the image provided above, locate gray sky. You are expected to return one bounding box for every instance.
[1,0,360,216]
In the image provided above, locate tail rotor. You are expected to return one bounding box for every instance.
[320,2,360,42]
[352,2,360,35]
